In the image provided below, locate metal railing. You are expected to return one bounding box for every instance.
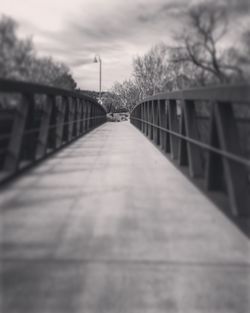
[130,85,250,217]
[0,78,106,183]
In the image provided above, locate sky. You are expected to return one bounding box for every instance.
[1,0,250,91]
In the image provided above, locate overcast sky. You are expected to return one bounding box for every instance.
[1,0,250,91]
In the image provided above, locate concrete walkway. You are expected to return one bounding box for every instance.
[1,121,249,313]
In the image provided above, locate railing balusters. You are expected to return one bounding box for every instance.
[178,103,189,166]
[206,102,249,216]
[144,103,147,136]
[48,97,57,150]
[94,105,97,128]
[90,103,93,129]
[205,103,226,192]
[72,97,78,138]
[156,100,160,145]
[183,100,203,178]
[86,102,90,131]
[152,100,158,144]
[56,96,67,148]
[93,105,96,128]
[24,94,36,162]
[159,100,165,150]
[160,100,170,153]
[146,102,149,137]
[67,97,75,141]
[75,98,81,137]
[144,103,147,135]
[0,78,106,184]
[168,100,179,160]
[36,94,53,159]
[62,96,69,143]
[82,100,87,133]
[148,101,153,140]
[130,84,250,217]
[79,99,84,135]
[4,93,32,173]
[141,103,144,133]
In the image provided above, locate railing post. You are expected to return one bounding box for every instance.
[79,99,84,134]
[144,102,147,134]
[86,102,91,131]
[75,98,81,137]
[94,105,97,128]
[205,102,249,216]
[145,102,149,137]
[156,100,160,145]
[92,105,96,128]
[47,97,57,150]
[3,93,33,173]
[56,96,66,148]
[168,100,179,159]
[178,104,189,166]
[138,105,141,130]
[91,103,94,129]
[146,102,149,138]
[134,107,137,128]
[67,97,75,141]
[36,95,53,159]
[148,101,153,140]
[82,100,87,133]
[159,100,170,153]
[205,106,225,191]
[152,100,158,144]
[183,100,203,177]
[141,103,144,133]
[137,106,140,129]
[178,100,203,177]
[72,98,77,138]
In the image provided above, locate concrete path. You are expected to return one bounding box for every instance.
[0,121,249,313]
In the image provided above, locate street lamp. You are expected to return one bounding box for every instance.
[93,55,102,102]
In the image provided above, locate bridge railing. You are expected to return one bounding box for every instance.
[0,79,106,183]
[130,85,250,217]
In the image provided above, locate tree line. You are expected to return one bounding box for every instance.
[0,15,77,90]
[106,2,250,112]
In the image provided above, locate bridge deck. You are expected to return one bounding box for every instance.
[1,122,249,313]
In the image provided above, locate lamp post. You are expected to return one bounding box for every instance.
[93,55,102,102]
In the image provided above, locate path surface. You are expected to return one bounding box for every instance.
[1,121,249,313]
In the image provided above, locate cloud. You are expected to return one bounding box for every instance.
[1,0,249,90]
[137,1,188,24]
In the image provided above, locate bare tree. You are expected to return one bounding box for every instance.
[230,29,250,79]
[172,3,245,84]
[110,80,140,112]
[133,43,171,97]
[101,91,121,113]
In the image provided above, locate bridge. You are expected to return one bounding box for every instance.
[0,79,250,312]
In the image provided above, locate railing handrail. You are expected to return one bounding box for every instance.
[0,78,106,113]
[133,84,250,111]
